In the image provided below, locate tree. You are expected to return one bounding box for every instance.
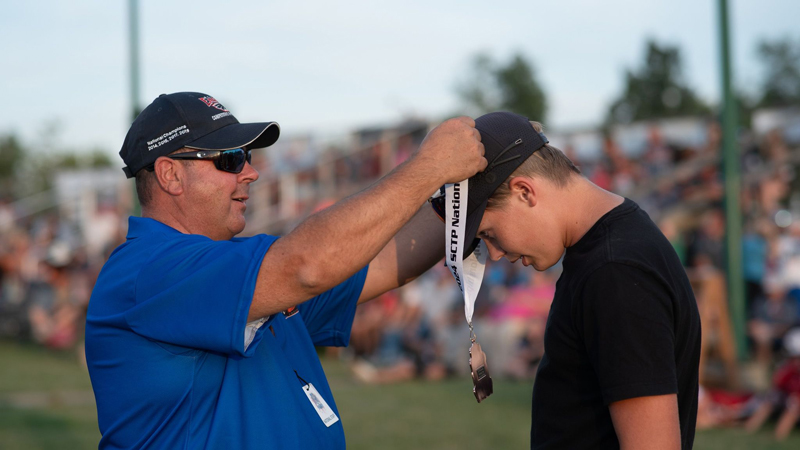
[457,52,548,121]
[457,54,497,117]
[87,150,113,168]
[0,134,25,198]
[19,149,114,195]
[607,40,710,124]
[0,134,25,180]
[756,37,800,108]
[496,55,548,121]
[7,124,114,198]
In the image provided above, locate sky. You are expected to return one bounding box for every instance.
[1,0,799,159]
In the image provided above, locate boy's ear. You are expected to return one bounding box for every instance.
[508,176,537,207]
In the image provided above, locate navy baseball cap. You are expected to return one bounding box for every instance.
[431,111,549,259]
[120,92,280,178]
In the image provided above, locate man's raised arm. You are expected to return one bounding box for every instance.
[249,117,486,320]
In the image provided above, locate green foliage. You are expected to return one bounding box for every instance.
[734,92,756,130]
[495,55,548,121]
[457,54,497,115]
[457,52,547,121]
[0,134,25,180]
[0,129,113,199]
[756,37,800,108]
[0,135,26,198]
[607,40,710,124]
[87,150,113,168]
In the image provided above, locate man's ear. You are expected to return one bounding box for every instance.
[153,157,184,196]
[508,176,537,207]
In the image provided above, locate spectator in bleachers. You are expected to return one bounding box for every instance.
[400,264,460,329]
[505,316,546,380]
[742,218,777,310]
[758,167,791,216]
[776,223,800,296]
[748,276,799,367]
[689,208,726,271]
[763,128,791,165]
[0,229,29,339]
[25,241,84,350]
[745,327,800,440]
[642,126,673,177]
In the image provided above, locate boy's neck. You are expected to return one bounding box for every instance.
[561,177,624,248]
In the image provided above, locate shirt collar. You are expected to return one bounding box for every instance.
[126,216,183,239]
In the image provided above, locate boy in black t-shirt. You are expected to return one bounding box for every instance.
[435,112,701,449]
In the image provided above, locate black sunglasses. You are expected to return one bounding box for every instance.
[146,148,252,174]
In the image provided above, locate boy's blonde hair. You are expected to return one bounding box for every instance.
[486,121,581,209]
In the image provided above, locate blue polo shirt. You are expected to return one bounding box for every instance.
[86,217,368,449]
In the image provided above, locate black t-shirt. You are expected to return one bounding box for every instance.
[531,198,701,449]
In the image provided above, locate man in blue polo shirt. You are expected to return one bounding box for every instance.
[85,92,487,449]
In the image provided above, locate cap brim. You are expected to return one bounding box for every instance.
[430,191,486,260]
[462,197,487,259]
[186,122,280,151]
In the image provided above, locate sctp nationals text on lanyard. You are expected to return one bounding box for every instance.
[443,181,493,403]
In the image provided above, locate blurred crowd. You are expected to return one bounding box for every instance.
[346,259,558,384]
[0,201,124,363]
[2,116,800,438]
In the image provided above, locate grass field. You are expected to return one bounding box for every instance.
[1,340,799,449]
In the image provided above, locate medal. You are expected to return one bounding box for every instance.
[442,181,493,403]
[468,323,493,403]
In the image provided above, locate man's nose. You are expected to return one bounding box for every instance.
[240,161,259,183]
[484,241,505,262]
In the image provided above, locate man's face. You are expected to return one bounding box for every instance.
[477,195,565,271]
[180,157,259,240]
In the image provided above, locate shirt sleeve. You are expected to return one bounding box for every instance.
[575,262,678,405]
[124,234,276,357]
[298,265,369,347]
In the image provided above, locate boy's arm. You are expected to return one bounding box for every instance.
[609,394,681,450]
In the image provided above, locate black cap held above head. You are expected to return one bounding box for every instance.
[432,111,549,259]
[119,92,281,178]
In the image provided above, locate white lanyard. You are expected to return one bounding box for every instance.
[443,181,487,325]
